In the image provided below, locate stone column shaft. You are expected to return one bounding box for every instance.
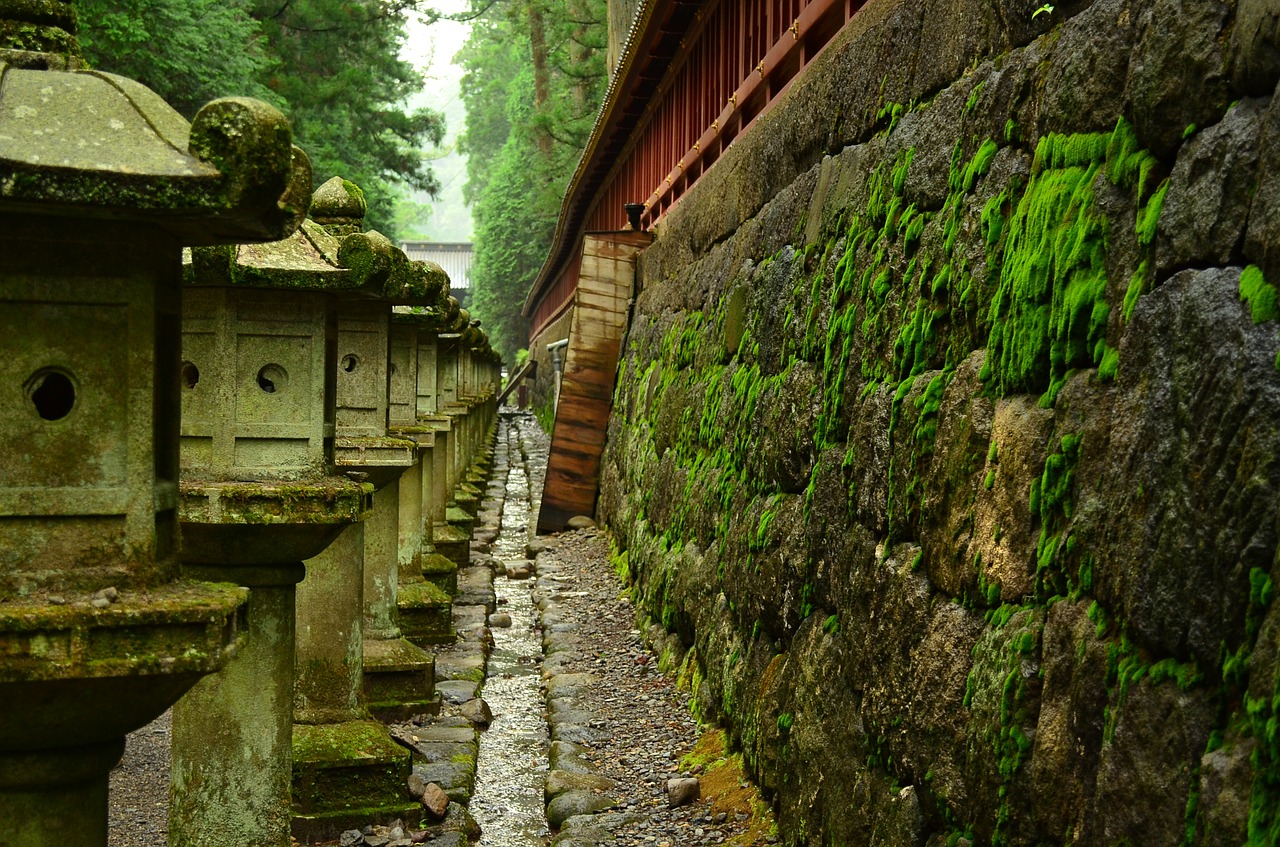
[297,525,366,723]
[171,568,303,847]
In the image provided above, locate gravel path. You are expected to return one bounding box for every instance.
[109,710,170,847]
[530,527,777,847]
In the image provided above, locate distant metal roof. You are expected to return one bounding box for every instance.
[401,241,473,290]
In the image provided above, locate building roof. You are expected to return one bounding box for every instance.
[401,241,473,290]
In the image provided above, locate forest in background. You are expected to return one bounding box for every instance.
[457,0,608,363]
[77,0,611,365]
[78,0,446,237]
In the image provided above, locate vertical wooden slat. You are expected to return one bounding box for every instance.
[557,0,866,247]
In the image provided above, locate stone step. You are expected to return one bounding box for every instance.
[421,552,458,596]
[362,636,440,722]
[398,581,454,645]
[290,719,419,842]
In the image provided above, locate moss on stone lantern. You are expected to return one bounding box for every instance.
[0,2,308,844]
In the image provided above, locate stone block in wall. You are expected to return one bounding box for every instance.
[1230,0,1280,96]
[1158,97,1266,275]
[1083,677,1213,846]
[1072,267,1280,669]
[1246,78,1280,280]
[1125,0,1233,160]
[1025,601,1109,839]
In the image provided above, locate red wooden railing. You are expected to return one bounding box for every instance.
[529,0,867,338]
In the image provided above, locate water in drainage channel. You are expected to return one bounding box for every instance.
[469,415,550,847]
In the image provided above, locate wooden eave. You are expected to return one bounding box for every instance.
[521,0,705,320]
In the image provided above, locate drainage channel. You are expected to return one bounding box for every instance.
[470,414,550,847]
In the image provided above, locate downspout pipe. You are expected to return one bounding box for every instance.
[547,338,569,415]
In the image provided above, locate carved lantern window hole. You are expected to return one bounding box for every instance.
[257,364,288,394]
[181,361,201,389]
[25,367,77,421]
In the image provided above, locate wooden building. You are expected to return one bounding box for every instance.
[401,241,473,305]
[525,0,870,532]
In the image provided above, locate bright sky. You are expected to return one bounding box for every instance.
[402,2,471,91]
[401,2,474,240]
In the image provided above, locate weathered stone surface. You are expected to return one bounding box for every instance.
[1083,677,1212,846]
[868,785,924,847]
[505,561,534,580]
[546,790,617,829]
[1157,98,1266,274]
[1074,268,1280,667]
[545,673,596,698]
[548,740,595,775]
[665,777,699,808]
[459,698,492,726]
[1125,0,1232,160]
[420,782,450,820]
[545,770,618,803]
[1246,80,1280,279]
[1230,0,1280,95]
[1024,601,1109,837]
[1194,729,1254,847]
[1038,0,1137,140]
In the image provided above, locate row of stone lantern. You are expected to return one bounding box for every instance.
[173,177,502,846]
[0,5,502,845]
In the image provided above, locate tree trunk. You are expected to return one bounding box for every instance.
[526,0,554,157]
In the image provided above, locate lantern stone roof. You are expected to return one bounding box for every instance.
[185,180,452,305]
[0,2,306,244]
[310,176,367,236]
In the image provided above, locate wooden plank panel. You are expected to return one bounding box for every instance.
[538,233,651,533]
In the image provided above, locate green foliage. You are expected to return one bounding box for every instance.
[963,611,1042,846]
[78,0,447,237]
[982,119,1164,406]
[460,0,608,363]
[253,0,446,234]
[1240,265,1279,324]
[1030,432,1083,598]
[1248,669,1280,844]
[78,0,276,118]
[609,539,632,584]
[983,135,1110,404]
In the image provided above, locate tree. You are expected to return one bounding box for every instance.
[77,0,446,237]
[78,0,277,118]
[250,0,446,234]
[457,0,607,363]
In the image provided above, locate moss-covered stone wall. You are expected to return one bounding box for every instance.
[598,0,1280,844]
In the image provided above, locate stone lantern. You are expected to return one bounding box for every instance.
[311,177,450,720]
[0,3,307,845]
[432,320,488,541]
[172,194,405,845]
[391,309,462,645]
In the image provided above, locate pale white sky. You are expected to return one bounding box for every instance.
[402,3,471,92]
[402,2,474,240]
